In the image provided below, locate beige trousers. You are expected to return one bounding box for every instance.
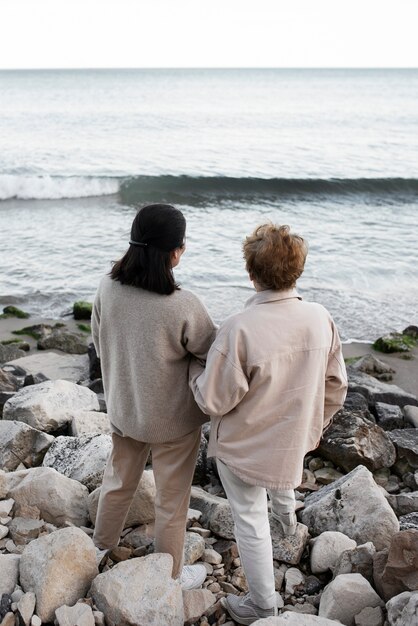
[93,427,201,578]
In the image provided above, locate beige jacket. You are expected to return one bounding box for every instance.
[92,275,216,443]
[189,289,348,489]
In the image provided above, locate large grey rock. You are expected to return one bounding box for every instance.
[0,420,54,470]
[386,591,418,626]
[55,603,95,626]
[387,491,418,516]
[373,530,418,601]
[3,379,99,433]
[310,531,357,574]
[42,434,111,491]
[0,368,20,392]
[375,403,405,431]
[333,542,376,584]
[89,554,184,626]
[351,354,395,381]
[20,527,98,623]
[190,486,234,540]
[319,573,383,625]
[300,465,399,550]
[404,405,418,428]
[347,368,418,407]
[270,518,309,565]
[69,411,110,436]
[89,469,156,526]
[388,429,418,468]
[183,531,205,565]
[4,352,89,383]
[38,330,88,354]
[399,512,418,531]
[318,408,396,472]
[0,344,25,364]
[3,466,89,526]
[0,554,20,595]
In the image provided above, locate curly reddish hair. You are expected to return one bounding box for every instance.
[243,224,308,290]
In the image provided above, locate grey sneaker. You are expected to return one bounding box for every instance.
[221,593,278,625]
[180,563,207,590]
[271,511,297,537]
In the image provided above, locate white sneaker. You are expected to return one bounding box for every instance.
[95,547,110,567]
[180,563,207,590]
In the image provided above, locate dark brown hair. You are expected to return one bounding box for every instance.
[110,204,186,295]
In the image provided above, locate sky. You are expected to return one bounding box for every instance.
[1,0,418,69]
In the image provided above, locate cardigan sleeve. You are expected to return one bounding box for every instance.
[189,326,249,417]
[181,296,217,361]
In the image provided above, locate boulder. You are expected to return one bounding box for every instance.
[20,527,98,623]
[89,554,184,626]
[55,603,95,626]
[42,434,111,491]
[190,486,234,540]
[284,567,305,594]
[333,542,376,584]
[351,353,395,381]
[270,518,309,565]
[387,492,418,516]
[347,368,418,407]
[183,531,205,565]
[3,379,99,433]
[8,517,45,545]
[69,411,110,436]
[343,393,369,412]
[388,429,418,468]
[310,531,357,574]
[373,530,418,601]
[0,420,54,470]
[0,368,20,392]
[404,405,418,428]
[373,332,415,354]
[182,589,216,624]
[192,433,210,486]
[318,408,396,472]
[16,592,36,626]
[375,403,405,431]
[73,301,92,320]
[4,352,89,383]
[319,573,383,625]
[386,591,418,626]
[121,523,155,550]
[300,465,399,550]
[0,554,20,595]
[89,469,156,526]
[37,330,88,354]
[399,512,418,531]
[0,343,25,364]
[4,466,89,526]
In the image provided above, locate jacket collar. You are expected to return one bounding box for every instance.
[245,288,302,308]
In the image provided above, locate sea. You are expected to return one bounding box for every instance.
[0,68,417,341]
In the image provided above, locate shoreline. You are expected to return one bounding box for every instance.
[1,312,417,399]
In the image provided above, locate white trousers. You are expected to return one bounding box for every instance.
[216,459,296,609]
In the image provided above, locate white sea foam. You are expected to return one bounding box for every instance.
[0,175,120,200]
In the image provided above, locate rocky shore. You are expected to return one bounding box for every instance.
[1,307,418,626]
